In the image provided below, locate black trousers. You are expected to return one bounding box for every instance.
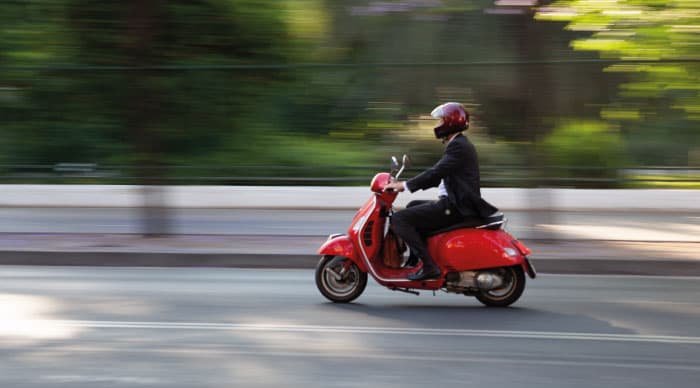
[390,198,470,268]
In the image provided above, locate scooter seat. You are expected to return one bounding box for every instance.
[425,212,505,237]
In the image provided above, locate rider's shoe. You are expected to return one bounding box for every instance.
[407,265,441,281]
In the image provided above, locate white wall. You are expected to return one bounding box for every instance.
[0,185,697,211]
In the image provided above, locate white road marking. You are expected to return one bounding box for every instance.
[41,346,700,372]
[171,350,700,371]
[45,320,700,344]
[42,375,164,385]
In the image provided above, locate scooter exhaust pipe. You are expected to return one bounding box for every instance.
[476,272,504,290]
[446,271,504,291]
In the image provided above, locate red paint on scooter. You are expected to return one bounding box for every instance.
[429,228,524,271]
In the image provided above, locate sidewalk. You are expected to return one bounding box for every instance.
[0,233,698,276]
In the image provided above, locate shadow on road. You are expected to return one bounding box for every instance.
[322,302,635,334]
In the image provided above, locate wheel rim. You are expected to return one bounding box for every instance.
[321,257,361,298]
[483,268,517,300]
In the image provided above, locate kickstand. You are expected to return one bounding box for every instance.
[390,287,419,296]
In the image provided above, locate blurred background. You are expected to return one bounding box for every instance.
[2,4,700,387]
[1,0,698,187]
[1,0,700,238]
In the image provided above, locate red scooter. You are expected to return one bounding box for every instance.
[316,155,536,307]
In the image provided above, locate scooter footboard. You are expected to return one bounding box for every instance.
[317,234,367,272]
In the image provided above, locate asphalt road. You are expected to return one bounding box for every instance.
[1,266,699,388]
[1,207,699,241]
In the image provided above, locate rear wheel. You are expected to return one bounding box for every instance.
[315,255,367,303]
[475,266,526,307]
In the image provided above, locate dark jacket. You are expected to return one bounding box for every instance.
[405,133,498,218]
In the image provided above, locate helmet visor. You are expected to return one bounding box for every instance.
[430,104,446,119]
[430,104,447,130]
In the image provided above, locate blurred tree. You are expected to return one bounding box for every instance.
[537,0,700,166]
[0,0,367,168]
[539,120,629,186]
[63,0,301,165]
[315,1,619,169]
[4,0,681,190]
[66,0,343,233]
[0,1,117,166]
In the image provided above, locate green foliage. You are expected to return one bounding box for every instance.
[539,120,629,186]
[0,0,373,171]
[541,120,628,166]
[536,0,700,166]
[2,0,696,187]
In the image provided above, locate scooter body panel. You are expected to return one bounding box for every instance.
[342,194,444,289]
[348,196,380,253]
[428,228,526,272]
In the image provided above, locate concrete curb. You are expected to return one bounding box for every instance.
[1,251,697,276]
[0,252,318,269]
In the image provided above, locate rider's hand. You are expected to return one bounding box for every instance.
[384,181,406,192]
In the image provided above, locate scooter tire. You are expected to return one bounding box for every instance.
[315,255,367,303]
[475,265,526,307]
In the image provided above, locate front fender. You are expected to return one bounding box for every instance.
[317,235,367,272]
[317,234,355,258]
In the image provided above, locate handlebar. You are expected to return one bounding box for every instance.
[395,164,406,180]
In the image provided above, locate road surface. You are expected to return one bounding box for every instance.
[1,266,699,387]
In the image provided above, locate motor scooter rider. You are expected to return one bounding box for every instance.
[384,102,499,281]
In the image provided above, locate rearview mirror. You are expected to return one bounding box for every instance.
[390,156,399,173]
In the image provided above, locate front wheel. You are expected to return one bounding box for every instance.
[475,265,526,307]
[315,255,367,303]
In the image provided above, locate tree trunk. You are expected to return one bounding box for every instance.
[126,0,170,236]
